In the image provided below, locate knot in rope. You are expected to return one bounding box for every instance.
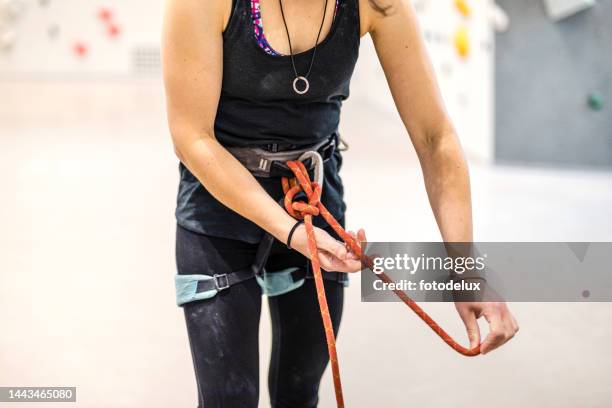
[282,160,322,220]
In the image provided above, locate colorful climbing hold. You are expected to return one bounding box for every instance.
[587,92,605,111]
[454,26,470,58]
[73,41,88,57]
[454,0,471,17]
[97,7,113,22]
[107,23,121,38]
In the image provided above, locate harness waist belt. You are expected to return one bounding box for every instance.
[226,136,336,178]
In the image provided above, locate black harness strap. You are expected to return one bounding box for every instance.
[193,266,345,295]
[195,268,256,293]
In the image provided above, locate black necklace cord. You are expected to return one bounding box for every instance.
[279,0,330,80]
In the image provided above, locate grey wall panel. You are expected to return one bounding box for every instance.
[495,0,612,168]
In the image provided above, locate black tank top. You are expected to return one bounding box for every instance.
[176,0,360,243]
[217,0,360,146]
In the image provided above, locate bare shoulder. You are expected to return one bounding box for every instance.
[163,0,233,32]
[358,0,410,36]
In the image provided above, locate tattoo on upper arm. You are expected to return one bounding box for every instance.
[368,0,394,17]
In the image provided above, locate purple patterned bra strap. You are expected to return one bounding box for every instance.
[250,0,340,57]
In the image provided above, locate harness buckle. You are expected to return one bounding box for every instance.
[213,274,230,291]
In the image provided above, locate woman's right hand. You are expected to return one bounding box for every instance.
[290,225,366,273]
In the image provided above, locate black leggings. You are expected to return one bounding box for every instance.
[176,225,345,408]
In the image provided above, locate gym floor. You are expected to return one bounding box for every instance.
[1,80,611,407]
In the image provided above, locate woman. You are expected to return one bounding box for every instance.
[162,0,519,406]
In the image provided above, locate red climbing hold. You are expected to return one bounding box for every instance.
[98,7,113,22]
[73,42,88,57]
[107,23,121,38]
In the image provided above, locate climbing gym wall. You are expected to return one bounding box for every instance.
[352,0,496,162]
[414,0,496,161]
[0,0,497,162]
[0,0,164,78]
[495,0,612,168]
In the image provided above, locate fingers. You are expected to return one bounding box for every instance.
[349,229,367,245]
[321,246,360,272]
[345,231,360,259]
[346,229,367,258]
[511,314,520,333]
[318,250,362,272]
[457,305,481,350]
[317,251,338,271]
[315,228,347,261]
[480,303,519,355]
[357,228,367,243]
[316,229,361,272]
[302,227,369,272]
[480,311,504,354]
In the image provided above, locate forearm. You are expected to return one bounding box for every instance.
[175,133,296,243]
[418,130,473,242]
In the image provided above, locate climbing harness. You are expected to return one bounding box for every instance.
[176,134,481,408]
[225,136,335,178]
[175,135,344,305]
[280,153,481,408]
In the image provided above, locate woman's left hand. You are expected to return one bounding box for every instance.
[455,301,519,354]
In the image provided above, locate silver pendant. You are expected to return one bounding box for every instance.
[292,76,309,95]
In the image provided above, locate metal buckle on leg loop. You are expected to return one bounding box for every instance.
[213,274,230,291]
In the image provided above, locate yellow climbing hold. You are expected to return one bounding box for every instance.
[454,26,470,58]
[455,0,471,17]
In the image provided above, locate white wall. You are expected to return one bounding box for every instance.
[0,0,494,161]
[350,0,495,161]
[0,0,164,77]
[421,0,494,162]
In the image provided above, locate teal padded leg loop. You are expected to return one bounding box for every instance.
[256,267,305,297]
[175,274,218,306]
[175,267,346,305]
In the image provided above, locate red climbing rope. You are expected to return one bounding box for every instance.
[282,159,480,408]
